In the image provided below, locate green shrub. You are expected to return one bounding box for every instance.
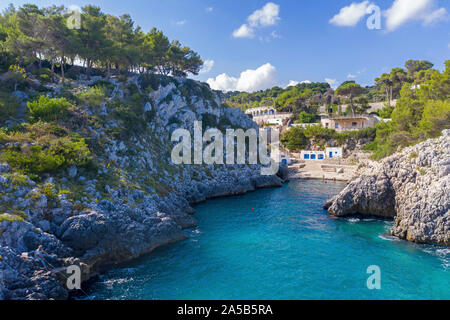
[32,68,54,84]
[303,125,336,140]
[77,86,106,107]
[297,112,317,124]
[27,96,71,122]
[363,141,378,151]
[107,97,147,136]
[89,80,115,95]
[0,137,91,178]
[6,65,27,91]
[378,105,395,119]
[418,100,450,138]
[140,73,175,91]
[0,213,25,223]
[281,127,308,151]
[39,74,50,83]
[335,127,376,144]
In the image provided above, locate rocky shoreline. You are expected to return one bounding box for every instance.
[0,76,286,300]
[324,130,450,246]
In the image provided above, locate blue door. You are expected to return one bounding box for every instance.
[329,152,333,158]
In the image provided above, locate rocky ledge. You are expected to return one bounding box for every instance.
[324,130,449,245]
[0,75,284,300]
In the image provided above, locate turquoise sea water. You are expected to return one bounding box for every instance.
[84,180,450,300]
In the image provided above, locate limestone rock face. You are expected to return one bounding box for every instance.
[0,76,283,300]
[324,171,396,218]
[325,130,450,245]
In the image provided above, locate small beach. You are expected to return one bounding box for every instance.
[287,159,358,181]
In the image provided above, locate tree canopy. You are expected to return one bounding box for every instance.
[335,82,365,116]
[0,4,203,78]
[369,60,450,159]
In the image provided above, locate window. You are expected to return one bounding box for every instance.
[325,123,329,128]
[311,154,316,160]
[352,122,357,127]
[335,123,339,129]
[304,154,310,160]
[318,154,324,160]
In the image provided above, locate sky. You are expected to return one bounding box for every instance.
[1,0,449,92]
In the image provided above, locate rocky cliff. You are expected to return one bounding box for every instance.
[324,130,449,245]
[0,75,283,300]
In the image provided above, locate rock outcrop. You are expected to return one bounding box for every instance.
[325,130,450,245]
[0,75,283,299]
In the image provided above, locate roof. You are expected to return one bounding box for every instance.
[325,115,371,120]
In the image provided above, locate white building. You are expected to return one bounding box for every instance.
[289,123,318,129]
[320,115,379,133]
[300,150,326,160]
[245,107,277,117]
[300,147,343,160]
[325,147,343,159]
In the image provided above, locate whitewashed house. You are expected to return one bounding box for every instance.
[300,147,343,160]
[325,147,343,159]
[300,150,326,160]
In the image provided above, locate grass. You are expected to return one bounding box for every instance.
[77,86,106,107]
[0,213,25,223]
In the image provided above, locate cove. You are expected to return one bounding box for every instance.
[83,180,450,300]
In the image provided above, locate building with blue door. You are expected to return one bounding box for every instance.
[300,148,343,160]
[325,147,343,159]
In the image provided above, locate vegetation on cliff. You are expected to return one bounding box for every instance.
[277,60,449,158]
[368,61,450,159]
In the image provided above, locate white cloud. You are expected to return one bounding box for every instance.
[347,73,357,79]
[233,2,280,39]
[199,60,214,74]
[270,31,282,39]
[325,78,339,89]
[232,24,255,38]
[207,73,238,92]
[329,1,373,26]
[285,80,311,88]
[206,7,213,13]
[207,63,277,92]
[384,0,448,31]
[176,20,187,26]
[248,2,280,27]
[422,8,448,25]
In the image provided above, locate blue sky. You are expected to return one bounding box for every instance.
[1,0,449,91]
